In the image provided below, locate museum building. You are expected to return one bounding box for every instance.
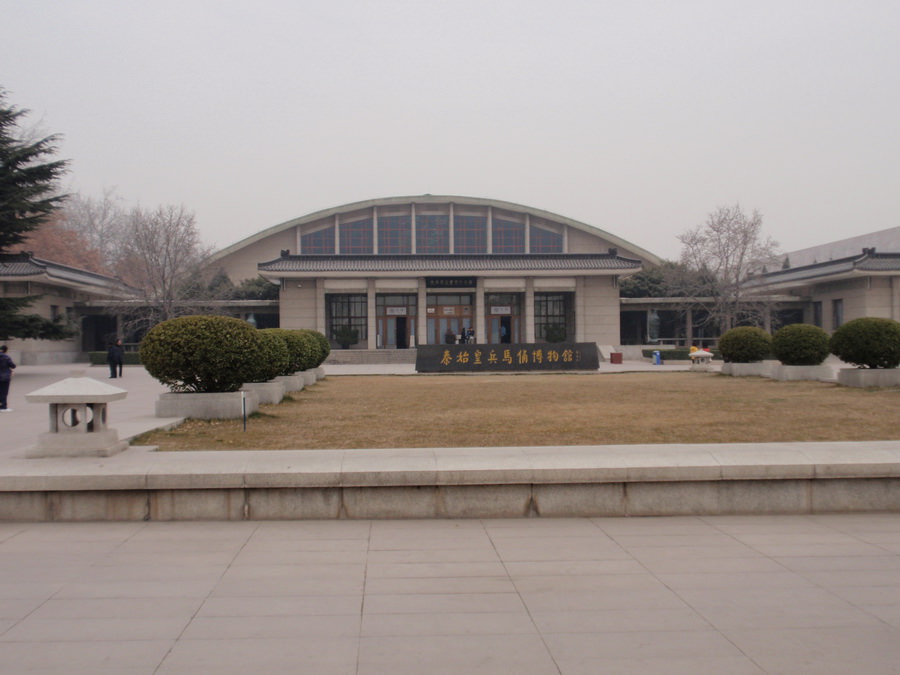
[212,195,661,350]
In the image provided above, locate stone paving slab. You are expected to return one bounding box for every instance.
[0,515,899,673]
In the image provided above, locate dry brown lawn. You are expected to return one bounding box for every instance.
[135,372,900,450]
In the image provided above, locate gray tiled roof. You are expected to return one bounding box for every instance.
[856,253,900,271]
[0,253,132,293]
[0,256,45,276]
[259,254,641,274]
[749,251,900,287]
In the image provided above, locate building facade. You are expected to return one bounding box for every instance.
[0,253,132,364]
[212,196,661,350]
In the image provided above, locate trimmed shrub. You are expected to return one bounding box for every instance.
[139,315,264,393]
[294,329,323,371]
[246,329,291,382]
[298,329,329,367]
[772,324,830,366]
[717,326,772,363]
[262,328,310,374]
[830,317,900,369]
[305,329,331,365]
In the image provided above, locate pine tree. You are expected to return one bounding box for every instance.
[0,88,71,339]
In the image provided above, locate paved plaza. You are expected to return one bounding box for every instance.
[1,362,899,672]
[2,515,900,673]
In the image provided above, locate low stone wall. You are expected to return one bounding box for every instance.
[2,478,899,521]
[4,442,900,520]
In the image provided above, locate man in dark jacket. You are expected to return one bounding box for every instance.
[0,345,15,412]
[107,338,124,378]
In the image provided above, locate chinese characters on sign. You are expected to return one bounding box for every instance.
[416,343,600,372]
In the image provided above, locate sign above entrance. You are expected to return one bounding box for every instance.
[426,277,477,289]
[416,343,600,373]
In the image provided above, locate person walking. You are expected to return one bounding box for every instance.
[0,345,15,412]
[107,338,124,378]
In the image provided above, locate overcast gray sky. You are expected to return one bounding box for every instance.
[3,0,898,260]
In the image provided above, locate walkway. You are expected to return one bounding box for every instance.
[2,514,900,673]
[1,361,898,672]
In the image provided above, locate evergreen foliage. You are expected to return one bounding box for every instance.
[772,324,830,366]
[0,89,73,339]
[261,328,312,375]
[830,318,900,369]
[246,329,291,382]
[139,315,264,392]
[717,326,772,363]
[297,329,329,368]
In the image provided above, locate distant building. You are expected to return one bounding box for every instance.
[0,253,132,364]
[749,227,900,331]
[212,195,661,350]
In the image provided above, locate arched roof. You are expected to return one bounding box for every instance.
[213,195,662,265]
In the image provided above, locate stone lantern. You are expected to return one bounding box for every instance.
[689,349,714,372]
[25,373,128,458]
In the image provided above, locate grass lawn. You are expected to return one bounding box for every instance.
[135,372,900,450]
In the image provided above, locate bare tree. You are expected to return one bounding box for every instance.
[115,204,213,334]
[677,204,780,332]
[57,188,129,271]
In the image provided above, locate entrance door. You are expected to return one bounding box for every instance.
[486,315,520,343]
[377,316,410,348]
[395,317,408,349]
[500,316,512,343]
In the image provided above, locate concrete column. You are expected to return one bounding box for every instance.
[315,279,326,334]
[334,214,341,254]
[525,278,535,343]
[487,206,493,254]
[372,206,379,255]
[575,277,585,342]
[475,279,486,344]
[411,202,417,254]
[893,277,900,321]
[525,213,531,253]
[417,278,428,345]
[685,307,694,346]
[367,279,377,350]
[449,203,455,253]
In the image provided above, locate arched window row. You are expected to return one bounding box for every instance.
[299,205,563,255]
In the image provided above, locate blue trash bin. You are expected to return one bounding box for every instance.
[652,350,661,365]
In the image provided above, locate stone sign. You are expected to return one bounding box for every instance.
[416,342,599,373]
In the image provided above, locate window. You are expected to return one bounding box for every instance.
[301,226,334,254]
[534,293,571,341]
[340,219,373,254]
[492,219,525,253]
[326,294,367,345]
[416,215,449,253]
[832,299,844,330]
[530,225,563,253]
[378,215,411,254]
[812,301,823,328]
[454,215,487,254]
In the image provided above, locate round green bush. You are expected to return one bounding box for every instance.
[247,329,291,382]
[140,315,264,393]
[262,328,310,375]
[772,324,830,366]
[297,329,327,369]
[830,317,900,369]
[308,330,331,366]
[717,326,772,363]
